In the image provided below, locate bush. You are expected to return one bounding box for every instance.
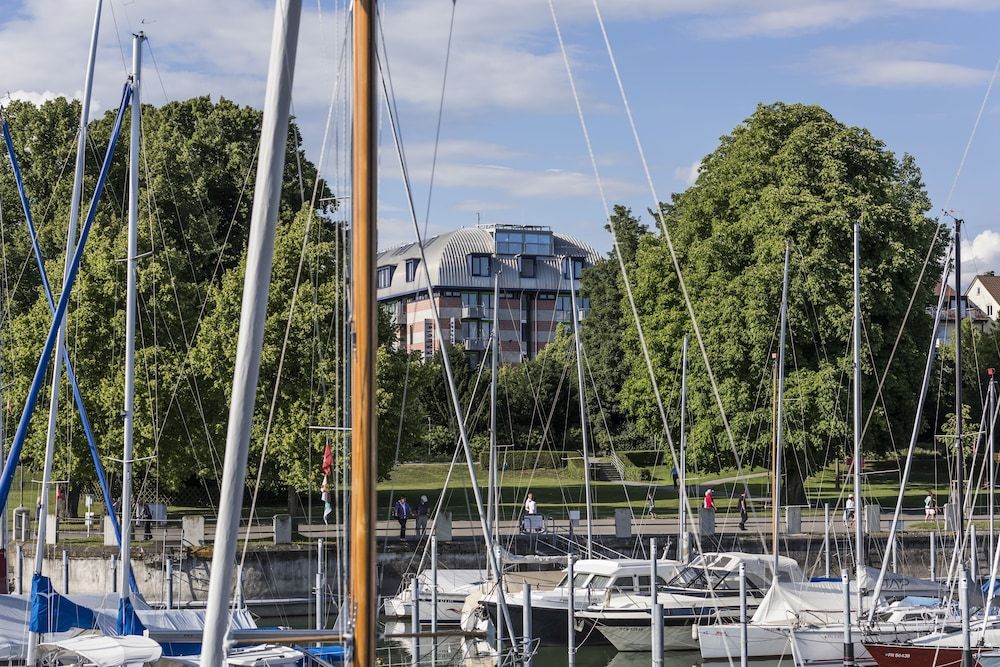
[619,449,665,482]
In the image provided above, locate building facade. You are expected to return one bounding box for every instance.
[933,280,990,347]
[376,225,600,364]
[966,272,1000,328]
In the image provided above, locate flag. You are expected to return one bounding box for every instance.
[322,441,333,477]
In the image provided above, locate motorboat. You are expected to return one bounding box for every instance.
[577,552,803,651]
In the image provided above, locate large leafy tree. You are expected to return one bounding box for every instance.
[0,95,391,512]
[621,102,944,500]
[580,205,649,451]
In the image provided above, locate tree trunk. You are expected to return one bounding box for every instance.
[287,487,298,518]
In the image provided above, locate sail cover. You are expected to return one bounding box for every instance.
[29,574,97,633]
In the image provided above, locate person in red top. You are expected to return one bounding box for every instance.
[704,489,715,509]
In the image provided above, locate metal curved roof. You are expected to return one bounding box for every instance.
[376,225,600,299]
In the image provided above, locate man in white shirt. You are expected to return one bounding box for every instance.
[844,494,856,527]
[524,493,537,515]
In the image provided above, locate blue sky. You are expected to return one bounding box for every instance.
[3,0,1000,271]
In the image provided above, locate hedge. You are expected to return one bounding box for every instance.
[619,449,666,482]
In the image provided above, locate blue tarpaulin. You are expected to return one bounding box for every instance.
[116,596,146,636]
[29,574,96,634]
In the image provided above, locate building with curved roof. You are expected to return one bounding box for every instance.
[377,224,600,363]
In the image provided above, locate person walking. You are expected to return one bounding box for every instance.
[844,494,856,527]
[416,495,430,538]
[703,489,715,510]
[924,491,936,520]
[524,493,537,515]
[738,492,748,531]
[140,501,153,540]
[647,489,657,519]
[393,496,412,540]
[671,466,679,490]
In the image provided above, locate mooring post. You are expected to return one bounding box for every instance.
[649,537,657,603]
[824,503,831,578]
[496,543,504,658]
[930,532,937,582]
[651,600,664,667]
[740,562,748,667]
[62,549,69,594]
[568,554,576,667]
[166,557,174,609]
[431,535,438,666]
[15,544,23,595]
[961,566,972,667]
[316,538,325,631]
[842,569,853,667]
[411,575,420,667]
[523,583,533,667]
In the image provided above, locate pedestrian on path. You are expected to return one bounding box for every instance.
[671,466,679,490]
[738,492,748,531]
[647,489,657,519]
[924,491,936,519]
[703,489,715,510]
[524,493,537,515]
[416,495,430,538]
[393,496,412,540]
[844,494,856,527]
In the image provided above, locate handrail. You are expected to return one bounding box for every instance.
[608,450,626,481]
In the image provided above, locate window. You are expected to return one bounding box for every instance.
[563,257,584,280]
[405,258,419,282]
[495,228,554,256]
[377,265,394,289]
[519,256,536,278]
[588,575,612,590]
[462,320,492,342]
[468,254,491,277]
[555,295,572,313]
[461,292,493,309]
[990,305,994,317]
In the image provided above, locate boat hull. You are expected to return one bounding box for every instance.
[698,623,791,660]
[481,600,610,646]
[865,643,975,667]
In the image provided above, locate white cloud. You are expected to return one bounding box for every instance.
[811,42,991,87]
[673,160,701,186]
[963,229,1000,270]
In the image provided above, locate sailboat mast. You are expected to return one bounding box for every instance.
[853,219,864,597]
[26,3,101,663]
[569,268,594,558]
[350,0,378,665]
[120,29,143,602]
[954,217,965,546]
[772,241,790,581]
[678,334,688,562]
[488,269,499,540]
[199,1,301,664]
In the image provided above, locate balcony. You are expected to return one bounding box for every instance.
[464,337,488,352]
[461,305,492,320]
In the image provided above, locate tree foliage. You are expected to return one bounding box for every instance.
[620,103,944,492]
[0,95,416,508]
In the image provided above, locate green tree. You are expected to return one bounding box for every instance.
[580,205,649,451]
[621,102,944,501]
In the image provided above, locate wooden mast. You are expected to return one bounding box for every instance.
[350,0,377,665]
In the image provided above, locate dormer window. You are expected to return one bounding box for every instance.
[377,265,394,289]
[519,256,536,279]
[562,257,585,280]
[405,258,420,282]
[468,254,491,277]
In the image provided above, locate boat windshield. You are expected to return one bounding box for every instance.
[666,567,742,591]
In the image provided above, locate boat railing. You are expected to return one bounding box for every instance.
[538,530,631,560]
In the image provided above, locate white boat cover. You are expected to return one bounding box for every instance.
[752,580,866,626]
[39,634,162,666]
[415,569,488,591]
